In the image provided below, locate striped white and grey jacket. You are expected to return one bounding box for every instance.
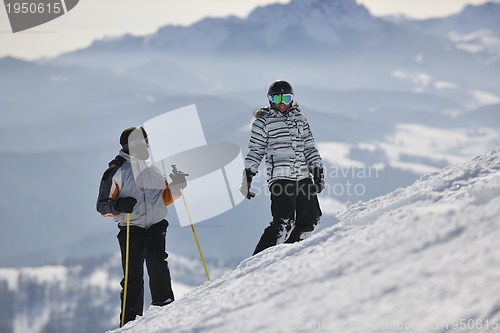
[244,104,323,184]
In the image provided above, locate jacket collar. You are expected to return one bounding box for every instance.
[119,150,131,160]
[119,150,150,165]
[269,105,300,117]
[254,102,300,118]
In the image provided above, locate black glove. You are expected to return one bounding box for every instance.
[240,168,256,199]
[169,165,188,196]
[311,167,324,194]
[114,197,137,213]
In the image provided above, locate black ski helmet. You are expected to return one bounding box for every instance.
[268,80,294,96]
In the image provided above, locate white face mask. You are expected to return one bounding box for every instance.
[126,128,150,160]
[130,143,150,160]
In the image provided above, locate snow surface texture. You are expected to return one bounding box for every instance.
[111,148,500,333]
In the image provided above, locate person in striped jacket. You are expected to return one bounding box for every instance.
[242,80,324,255]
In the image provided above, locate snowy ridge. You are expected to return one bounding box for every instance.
[247,0,376,45]
[112,148,500,333]
[63,0,400,56]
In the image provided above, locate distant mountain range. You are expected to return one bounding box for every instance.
[393,2,500,63]
[403,1,500,36]
[45,0,499,94]
[60,0,500,55]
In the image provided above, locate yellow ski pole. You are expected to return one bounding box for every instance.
[180,188,210,281]
[120,213,131,327]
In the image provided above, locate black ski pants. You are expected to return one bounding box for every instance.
[117,219,174,326]
[253,178,322,255]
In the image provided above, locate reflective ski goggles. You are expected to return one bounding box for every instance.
[268,94,293,105]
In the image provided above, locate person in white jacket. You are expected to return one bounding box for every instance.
[242,80,324,255]
[97,126,186,327]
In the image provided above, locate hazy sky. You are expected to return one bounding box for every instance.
[0,0,498,60]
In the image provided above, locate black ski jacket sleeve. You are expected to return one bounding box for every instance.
[96,155,126,217]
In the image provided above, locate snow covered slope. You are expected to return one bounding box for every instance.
[112,147,500,333]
